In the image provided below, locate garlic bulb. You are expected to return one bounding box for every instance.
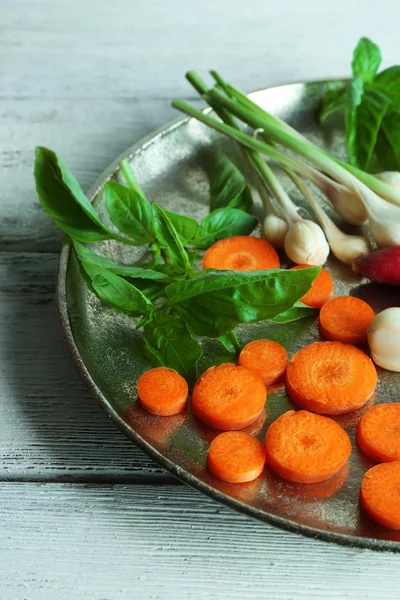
[263,214,288,248]
[284,219,330,265]
[352,180,400,248]
[312,172,368,225]
[375,172,400,190]
[368,308,400,371]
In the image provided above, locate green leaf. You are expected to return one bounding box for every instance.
[151,204,191,274]
[217,331,240,354]
[352,37,382,83]
[193,208,257,249]
[272,303,317,323]
[82,264,154,317]
[374,66,400,112]
[166,267,320,337]
[345,74,364,166]
[319,88,347,122]
[375,113,400,170]
[209,150,253,213]
[105,181,154,245]
[143,311,202,381]
[164,210,199,243]
[34,147,111,243]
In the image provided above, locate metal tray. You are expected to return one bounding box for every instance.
[57,80,400,551]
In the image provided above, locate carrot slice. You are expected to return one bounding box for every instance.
[202,235,280,271]
[207,431,267,483]
[137,367,188,416]
[265,410,351,483]
[361,462,400,529]
[290,265,334,308]
[357,403,400,463]
[191,363,266,430]
[319,295,375,344]
[238,339,288,385]
[286,341,377,415]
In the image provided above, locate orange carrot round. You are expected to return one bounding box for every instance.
[286,341,377,415]
[361,461,400,529]
[207,431,267,483]
[191,363,266,430]
[265,410,351,483]
[357,403,400,463]
[202,235,280,271]
[238,339,288,385]
[290,265,334,308]
[319,295,375,345]
[137,367,188,416]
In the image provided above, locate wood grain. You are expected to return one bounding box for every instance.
[0,251,167,481]
[1,482,400,600]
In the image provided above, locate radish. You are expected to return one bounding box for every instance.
[355,246,400,285]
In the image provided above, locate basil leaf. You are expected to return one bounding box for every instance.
[272,303,317,323]
[375,113,400,170]
[209,150,253,213]
[345,74,364,166]
[105,181,154,245]
[34,147,111,243]
[164,210,199,243]
[352,37,381,83]
[143,311,202,381]
[319,88,347,122]
[217,331,240,354]
[166,267,320,337]
[82,264,154,317]
[151,204,191,274]
[193,208,257,249]
[353,88,391,170]
[374,66,400,112]
[73,241,171,282]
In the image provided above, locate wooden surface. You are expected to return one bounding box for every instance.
[2,1,400,598]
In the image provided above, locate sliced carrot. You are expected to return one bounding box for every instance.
[207,431,267,483]
[319,295,375,344]
[191,363,266,430]
[238,339,288,385]
[357,403,400,463]
[290,265,334,308]
[265,410,351,483]
[202,235,280,271]
[286,341,377,415]
[360,462,400,529]
[137,367,188,416]
[266,463,349,502]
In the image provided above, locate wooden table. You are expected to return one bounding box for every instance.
[2,1,400,597]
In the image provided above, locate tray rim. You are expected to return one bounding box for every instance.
[56,79,400,552]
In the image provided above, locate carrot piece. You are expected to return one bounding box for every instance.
[286,341,377,415]
[207,431,267,483]
[238,339,288,385]
[357,403,400,463]
[202,235,280,271]
[290,265,334,308]
[360,462,400,529]
[319,295,375,345]
[137,367,188,416]
[265,410,351,483]
[191,363,266,430]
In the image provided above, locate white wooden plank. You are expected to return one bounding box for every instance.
[0,251,166,481]
[0,482,399,600]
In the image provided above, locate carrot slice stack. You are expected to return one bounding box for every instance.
[202,235,280,271]
[238,339,288,385]
[361,462,400,529]
[286,341,377,415]
[290,265,334,308]
[207,431,267,483]
[191,363,266,430]
[319,295,375,345]
[137,367,188,416]
[357,403,400,462]
[265,410,351,483]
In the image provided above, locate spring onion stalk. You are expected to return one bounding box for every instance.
[292,174,370,265]
[375,172,400,190]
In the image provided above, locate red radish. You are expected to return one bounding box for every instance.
[355,246,400,285]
